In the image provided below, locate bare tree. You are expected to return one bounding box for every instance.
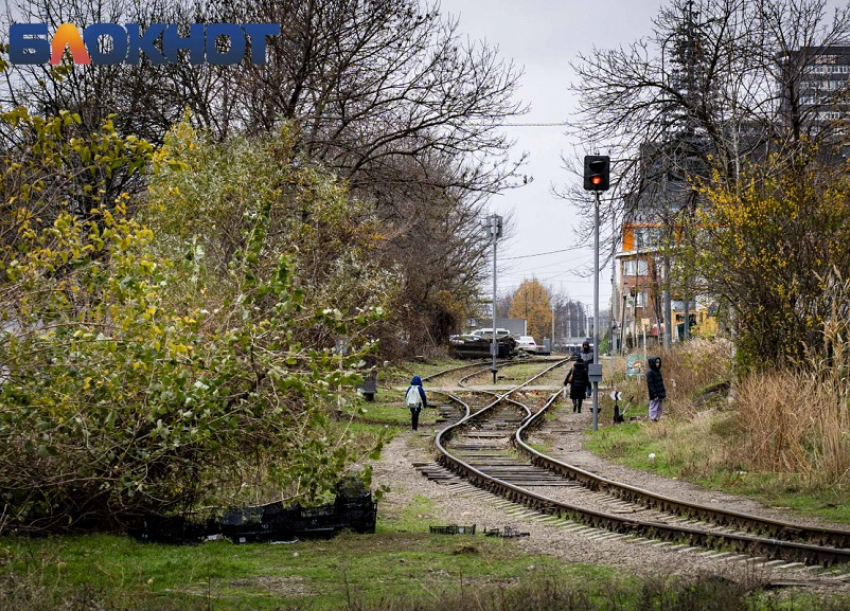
[565,0,850,218]
[0,0,529,355]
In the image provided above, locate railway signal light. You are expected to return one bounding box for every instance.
[583,155,610,191]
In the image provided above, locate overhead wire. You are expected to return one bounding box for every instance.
[502,245,586,260]
[493,122,571,127]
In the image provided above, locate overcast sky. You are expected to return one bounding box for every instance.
[436,0,666,309]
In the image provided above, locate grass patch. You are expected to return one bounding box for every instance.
[492,362,553,383]
[1,530,623,611]
[584,415,850,525]
[592,343,850,525]
[383,358,469,386]
[335,387,442,431]
[4,532,850,610]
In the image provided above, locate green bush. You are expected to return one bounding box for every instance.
[0,115,384,533]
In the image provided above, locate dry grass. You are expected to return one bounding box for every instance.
[733,366,850,488]
[663,339,734,415]
[614,332,850,489]
[609,339,733,419]
[597,337,849,500]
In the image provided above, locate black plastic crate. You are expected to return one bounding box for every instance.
[219,495,378,543]
[220,504,295,544]
[342,502,377,534]
[130,514,211,544]
[429,524,476,535]
[484,526,529,538]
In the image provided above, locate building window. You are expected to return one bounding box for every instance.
[804,64,850,74]
[623,259,649,276]
[635,227,662,249]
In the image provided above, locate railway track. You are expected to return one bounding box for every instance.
[422,360,850,569]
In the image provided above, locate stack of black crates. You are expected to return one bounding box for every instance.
[132,476,377,544]
[220,477,377,544]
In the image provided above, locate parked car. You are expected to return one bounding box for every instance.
[449,334,517,359]
[516,336,538,354]
[518,336,551,356]
[469,327,512,340]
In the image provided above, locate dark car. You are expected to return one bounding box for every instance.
[449,334,517,359]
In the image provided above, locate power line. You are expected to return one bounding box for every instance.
[502,246,585,261]
[494,122,570,127]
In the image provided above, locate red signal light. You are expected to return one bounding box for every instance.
[583,155,610,191]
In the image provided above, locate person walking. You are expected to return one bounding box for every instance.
[405,375,428,431]
[564,356,589,414]
[646,356,666,422]
[579,341,593,399]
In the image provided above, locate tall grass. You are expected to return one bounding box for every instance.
[610,339,733,418]
[733,324,850,488]
[663,339,734,415]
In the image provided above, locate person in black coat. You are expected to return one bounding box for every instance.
[579,341,593,398]
[564,356,589,413]
[646,356,666,422]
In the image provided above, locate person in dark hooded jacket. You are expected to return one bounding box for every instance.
[564,356,589,413]
[646,356,666,422]
[404,375,428,431]
[579,341,593,398]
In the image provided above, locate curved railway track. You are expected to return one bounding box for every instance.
[424,359,850,569]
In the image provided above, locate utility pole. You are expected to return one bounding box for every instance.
[611,214,618,355]
[551,303,556,354]
[488,214,503,384]
[664,255,672,348]
[620,294,627,355]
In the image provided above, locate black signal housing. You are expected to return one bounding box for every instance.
[583,155,610,191]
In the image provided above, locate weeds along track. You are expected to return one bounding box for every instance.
[420,355,563,389]
[429,363,850,569]
[421,357,566,429]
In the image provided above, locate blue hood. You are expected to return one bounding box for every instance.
[410,375,423,386]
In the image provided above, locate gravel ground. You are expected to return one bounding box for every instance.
[370,411,850,595]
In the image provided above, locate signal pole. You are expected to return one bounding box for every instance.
[592,190,600,431]
[489,214,503,384]
[583,155,610,432]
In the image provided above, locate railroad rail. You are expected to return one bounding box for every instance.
[431,363,850,568]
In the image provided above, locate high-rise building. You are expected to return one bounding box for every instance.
[779,45,850,130]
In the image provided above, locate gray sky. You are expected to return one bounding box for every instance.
[437,0,666,308]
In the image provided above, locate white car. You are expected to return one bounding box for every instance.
[470,328,512,340]
[516,336,545,355]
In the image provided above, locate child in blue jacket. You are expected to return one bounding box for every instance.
[405,375,428,431]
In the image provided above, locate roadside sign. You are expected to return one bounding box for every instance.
[626,355,645,378]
